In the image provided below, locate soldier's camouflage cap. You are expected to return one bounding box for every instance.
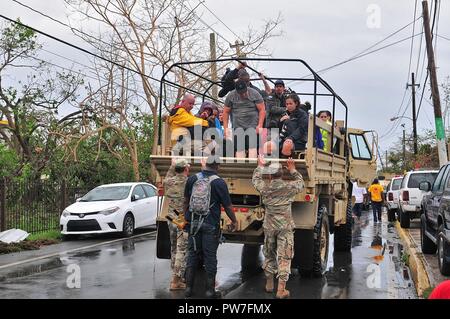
[174,158,190,168]
[261,162,283,175]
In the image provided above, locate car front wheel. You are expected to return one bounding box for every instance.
[122,213,135,237]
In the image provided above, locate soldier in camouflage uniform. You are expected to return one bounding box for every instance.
[164,158,190,290]
[252,156,304,298]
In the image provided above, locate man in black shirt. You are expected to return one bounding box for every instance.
[183,155,237,298]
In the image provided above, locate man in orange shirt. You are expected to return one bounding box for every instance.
[368,179,384,223]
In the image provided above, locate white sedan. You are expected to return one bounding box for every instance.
[60,183,160,238]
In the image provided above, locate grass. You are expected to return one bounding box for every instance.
[0,230,61,255]
[422,286,434,299]
[27,230,62,241]
[401,252,410,267]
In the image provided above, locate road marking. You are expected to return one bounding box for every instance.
[0,231,156,270]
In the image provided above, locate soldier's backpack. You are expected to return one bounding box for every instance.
[189,172,219,216]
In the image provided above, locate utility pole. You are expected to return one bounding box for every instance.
[386,150,388,171]
[209,33,218,100]
[230,40,245,58]
[422,0,447,166]
[402,124,406,171]
[407,73,420,155]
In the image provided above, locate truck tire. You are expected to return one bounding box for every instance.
[437,225,450,276]
[312,206,329,277]
[241,244,262,271]
[334,201,352,252]
[156,220,171,259]
[294,206,329,277]
[420,214,437,254]
[399,207,410,229]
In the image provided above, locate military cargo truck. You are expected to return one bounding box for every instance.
[152,58,377,276]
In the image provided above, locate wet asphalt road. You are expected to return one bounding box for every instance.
[0,210,417,299]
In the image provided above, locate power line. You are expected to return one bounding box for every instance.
[0,14,161,83]
[317,32,423,75]
[181,0,233,45]
[197,0,243,42]
[407,0,418,81]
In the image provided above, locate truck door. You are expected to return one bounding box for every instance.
[428,165,450,229]
[347,129,377,187]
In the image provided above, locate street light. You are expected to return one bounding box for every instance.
[390,116,413,122]
[390,116,418,155]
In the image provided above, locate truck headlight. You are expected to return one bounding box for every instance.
[100,207,120,215]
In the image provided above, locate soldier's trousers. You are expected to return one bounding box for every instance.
[169,222,188,277]
[263,228,294,282]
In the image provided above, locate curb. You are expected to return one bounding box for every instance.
[394,221,431,298]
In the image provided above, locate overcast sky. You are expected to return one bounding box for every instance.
[0,0,449,161]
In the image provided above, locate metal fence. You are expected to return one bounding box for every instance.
[0,178,95,233]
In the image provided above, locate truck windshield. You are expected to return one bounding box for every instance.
[407,173,438,188]
[349,134,371,160]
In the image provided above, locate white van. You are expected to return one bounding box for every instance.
[397,170,438,228]
[386,176,404,221]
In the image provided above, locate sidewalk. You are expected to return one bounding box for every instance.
[395,219,450,298]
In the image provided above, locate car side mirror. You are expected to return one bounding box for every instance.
[419,181,431,192]
[131,194,140,202]
[76,198,81,202]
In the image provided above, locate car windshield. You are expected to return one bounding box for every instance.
[80,186,131,202]
[407,173,438,189]
[392,179,402,191]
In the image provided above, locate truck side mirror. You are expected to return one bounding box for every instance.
[419,181,431,192]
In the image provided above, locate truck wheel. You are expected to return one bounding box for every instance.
[334,201,352,252]
[437,225,450,276]
[420,214,437,254]
[294,206,329,278]
[399,207,410,228]
[156,220,171,259]
[241,244,262,271]
[312,207,329,277]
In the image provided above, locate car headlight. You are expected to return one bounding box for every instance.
[62,209,71,217]
[100,207,120,215]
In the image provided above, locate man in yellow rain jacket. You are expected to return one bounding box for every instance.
[168,94,209,153]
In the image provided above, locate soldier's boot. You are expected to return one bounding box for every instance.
[205,274,222,299]
[265,274,274,293]
[276,280,290,299]
[184,267,195,298]
[170,275,186,290]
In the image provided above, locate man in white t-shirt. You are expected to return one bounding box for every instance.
[352,180,367,219]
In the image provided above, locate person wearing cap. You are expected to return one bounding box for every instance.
[183,155,237,298]
[168,94,209,152]
[164,157,191,290]
[237,68,270,98]
[252,155,305,298]
[265,80,288,129]
[222,79,266,158]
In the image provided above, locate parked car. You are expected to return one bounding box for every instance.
[60,183,160,238]
[420,164,450,275]
[386,176,404,222]
[397,170,438,228]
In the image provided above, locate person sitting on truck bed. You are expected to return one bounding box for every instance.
[317,110,332,152]
[222,79,266,158]
[168,94,209,152]
[265,80,288,129]
[252,156,305,299]
[278,94,309,156]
